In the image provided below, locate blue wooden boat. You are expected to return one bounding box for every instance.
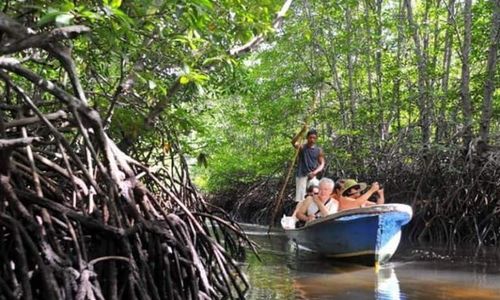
[284,204,413,265]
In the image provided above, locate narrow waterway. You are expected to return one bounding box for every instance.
[240,224,500,300]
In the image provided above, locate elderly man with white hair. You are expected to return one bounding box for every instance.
[295,178,339,224]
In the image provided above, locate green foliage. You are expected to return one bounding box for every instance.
[191,0,499,192]
[4,0,497,193]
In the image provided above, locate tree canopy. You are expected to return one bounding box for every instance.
[192,0,500,192]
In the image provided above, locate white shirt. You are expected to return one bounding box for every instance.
[306,198,338,217]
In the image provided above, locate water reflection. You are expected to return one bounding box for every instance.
[243,234,405,299]
[376,267,402,300]
[286,264,403,300]
[242,224,500,300]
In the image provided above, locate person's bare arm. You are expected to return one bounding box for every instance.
[291,124,307,148]
[376,189,385,204]
[361,189,385,206]
[313,196,331,217]
[339,183,380,210]
[296,197,314,221]
[292,201,303,217]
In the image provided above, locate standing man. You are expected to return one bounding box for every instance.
[291,125,325,203]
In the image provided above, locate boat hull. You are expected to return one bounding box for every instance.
[284,204,412,265]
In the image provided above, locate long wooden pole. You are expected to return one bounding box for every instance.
[267,131,304,233]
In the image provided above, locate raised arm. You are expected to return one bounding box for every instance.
[376,188,385,204]
[339,182,380,210]
[291,124,307,149]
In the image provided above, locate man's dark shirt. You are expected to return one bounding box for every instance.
[296,144,321,177]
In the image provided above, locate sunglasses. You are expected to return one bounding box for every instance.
[346,188,361,196]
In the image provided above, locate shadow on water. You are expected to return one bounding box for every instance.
[240,223,500,300]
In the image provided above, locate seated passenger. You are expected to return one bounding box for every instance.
[296,178,339,224]
[292,182,319,218]
[331,179,346,201]
[338,179,385,211]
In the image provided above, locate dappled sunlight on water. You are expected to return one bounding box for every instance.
[241,224,500,300]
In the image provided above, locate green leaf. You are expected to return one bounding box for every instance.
[180,76,190,85]
[111,7,133,25]
[193,0,213,10]
[191,72,209,83]
[111,0,122,9]
[38,10,62,26]
[148,80,157,90]
[55,13,74,26]
[202,55,225,65]
[60,1,75,12]
[197,152,209,168]
[79,10,100,21]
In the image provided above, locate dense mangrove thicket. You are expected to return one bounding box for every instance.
[0,0,297,298]
[196,0,500,247]
[211,141,500,245]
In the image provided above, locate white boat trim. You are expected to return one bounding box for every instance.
[326,250,376,258]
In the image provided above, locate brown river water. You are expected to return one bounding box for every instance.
[240,224,500,300]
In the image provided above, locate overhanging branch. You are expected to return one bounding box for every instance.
[229,0,294,56]
[141,0,295,134]
[0,25,90,55]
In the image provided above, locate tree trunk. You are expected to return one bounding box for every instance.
[437,0,456,142]
[363,0,376,147]
[346,6,356,132]
[479,0,500,143]
[405,0,431,150]
[364,1,374,103]
[329,47,347,129]
[460,0,473,148]
[393,0,405,131]
[375,0,385,140]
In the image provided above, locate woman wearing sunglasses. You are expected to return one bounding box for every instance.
[338,179,385,211]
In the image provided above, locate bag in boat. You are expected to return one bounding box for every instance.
[280,214,297,229]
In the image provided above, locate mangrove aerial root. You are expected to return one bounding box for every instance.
[0,13,252,299]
